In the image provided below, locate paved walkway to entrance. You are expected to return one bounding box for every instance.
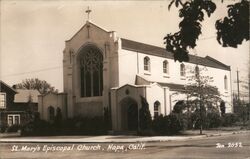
[0,129,249,143]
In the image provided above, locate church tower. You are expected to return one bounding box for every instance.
[63,15,120,118]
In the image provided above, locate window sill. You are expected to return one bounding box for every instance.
[163,74,170,78]
[144,71,151,75]
[180,77,186,80]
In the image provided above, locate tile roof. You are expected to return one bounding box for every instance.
[121,38,230,71]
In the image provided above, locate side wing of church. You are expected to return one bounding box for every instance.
[38,21,232,131]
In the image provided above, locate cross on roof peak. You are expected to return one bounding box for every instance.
[85,6,92,21]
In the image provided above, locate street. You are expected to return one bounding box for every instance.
[0,133,250,159]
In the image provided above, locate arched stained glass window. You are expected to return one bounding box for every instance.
[79,47,103,97]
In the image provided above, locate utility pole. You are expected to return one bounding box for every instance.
[236,69,240,103]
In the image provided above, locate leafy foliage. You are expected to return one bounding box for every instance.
[216,0,249,48]
[183,67,221,108]
[139,96,152,130]
[220,101,226,116]
[165,0,249,62]
[21,116,108,136]
[165,0,216,62]
[172,100,186,114]
[16,78,57,94]
[178,66,221,133]
[152,113,183,135]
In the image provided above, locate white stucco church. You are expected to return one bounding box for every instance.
[38,20,232,131]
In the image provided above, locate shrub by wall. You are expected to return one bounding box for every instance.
[152,113,183,135]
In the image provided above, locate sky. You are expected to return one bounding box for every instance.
[0,0,249,99]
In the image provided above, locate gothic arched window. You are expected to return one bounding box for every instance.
[224,75,228,90]
[154,101,161,118]
[163,60,169,74]
[79,47,103,97]
[144,56,150,72]
[180,63,185,77]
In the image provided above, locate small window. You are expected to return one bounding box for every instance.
[224,75,228,90]
[154,101,161,117]
[144,56,150,72]
[0,93,6,109]
[7,114,20,126]
[163,60,169,74]
[180,63,185,77]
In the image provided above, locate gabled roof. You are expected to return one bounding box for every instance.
[66,20,112,42]
[135,75,185,91]
[14,89,40,103]
[0,80,17,93]
[121,38,231,71]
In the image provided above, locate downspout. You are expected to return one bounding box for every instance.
[137,52,139,74]
[164,88,166,115]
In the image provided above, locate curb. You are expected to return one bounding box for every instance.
[0,131,249,143]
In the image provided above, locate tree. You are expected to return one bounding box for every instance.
[165,0,249,62]
[16,78,57,94]
[180,66,221,134]
[139,96,152,131]
[220,101,226,116]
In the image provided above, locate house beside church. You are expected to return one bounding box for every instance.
[0,81,40,131]
[38,20,232,131]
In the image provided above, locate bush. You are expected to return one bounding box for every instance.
[139,96,152,131]
[152,113,183,135]
[21,116,108,136]
[221,113,239,127]
[0,125,7,133]
[205,112,221,128]
[21,119,56,136]
[7,125,21,133]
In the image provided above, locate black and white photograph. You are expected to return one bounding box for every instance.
[0,0,249,158]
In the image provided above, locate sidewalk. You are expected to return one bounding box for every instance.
[0,129,249,143]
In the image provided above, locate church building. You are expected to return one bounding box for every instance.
[38,20,232,131]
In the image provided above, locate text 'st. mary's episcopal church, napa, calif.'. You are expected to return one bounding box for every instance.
[38,20,232,131]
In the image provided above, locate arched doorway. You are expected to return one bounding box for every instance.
[120,97,138,131]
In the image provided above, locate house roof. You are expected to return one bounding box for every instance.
[14,89,40,103]
[121,38,231,71]
[0,80,17,93]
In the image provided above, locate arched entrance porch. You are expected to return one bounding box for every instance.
[119,97,138,131]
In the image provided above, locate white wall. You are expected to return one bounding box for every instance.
[118,48,232,112]
[38,93,67,121]
[146,83,165,118]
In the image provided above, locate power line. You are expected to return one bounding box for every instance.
[1,66,62,78]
